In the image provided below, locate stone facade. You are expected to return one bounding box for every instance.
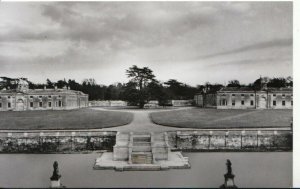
[171,100,193,107]
[194,93,217,108]
[0,80,88,111]
[216,87,293,109]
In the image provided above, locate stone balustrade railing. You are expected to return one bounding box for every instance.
[0,129,292,153]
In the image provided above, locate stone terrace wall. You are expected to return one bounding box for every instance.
[167,130,292,152]
[0,130,292,153]
[0,131,116,153]
[89,100,127,107]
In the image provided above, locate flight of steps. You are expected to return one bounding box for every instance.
[96,132,190,171]
[131,134,153,164]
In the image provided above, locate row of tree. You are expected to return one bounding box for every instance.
[0,66,293,108]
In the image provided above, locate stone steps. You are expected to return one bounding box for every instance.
[131,152,152,164]
[132,146,151,152]
[133,142,151,146]
[133,135,151,143]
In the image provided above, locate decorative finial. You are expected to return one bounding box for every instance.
[220,159,238,188]
[226,159,232,176]
[50,161,61,181]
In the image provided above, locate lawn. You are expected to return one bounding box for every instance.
[150,108,293,129]
[0,108,133,130]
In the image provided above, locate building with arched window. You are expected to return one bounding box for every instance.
[216,87,292,109]
[194,87,293,109]
[0,79,88,111]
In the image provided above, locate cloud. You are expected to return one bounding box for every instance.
[0,2,293,85]
[206,57,292,68]
[199,37,292,59]
[38,2,219,48]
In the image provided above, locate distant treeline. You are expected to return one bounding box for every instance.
[0,76,293,101]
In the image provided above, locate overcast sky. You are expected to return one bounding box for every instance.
[0,2,292,86]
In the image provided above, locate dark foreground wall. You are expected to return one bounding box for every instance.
[0,130,292,153]
[167,130,292,152]
[0,131,116,153]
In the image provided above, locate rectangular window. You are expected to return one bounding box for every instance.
[250,100,254,106]
[232,100,235,106]
[250,94,254,96]
[8,96,11,99]
[48,102,52,107]
[232,94,235,96]
[273,101,276,106]
[221,99,227,106]
[292,101,293,106]
[273,94,276,97]
[241,94,244,96]
[30,96,33,98]
[59,101,62,107]
[30,102,33,107]
[48,95,51,98]
[8,102,11,108]
[241,100,244,105]
[39,102,43,107]
[39,96,42,98]
[282,94,285,97]
[0,103,2,108]
[282,101,285,106]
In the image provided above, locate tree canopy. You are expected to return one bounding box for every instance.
[125,65,157,108]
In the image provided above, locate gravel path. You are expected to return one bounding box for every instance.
[91,107,195,132]
[92,107,290,132]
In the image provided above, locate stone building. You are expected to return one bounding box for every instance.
[0,79,88,111]
[216,87,293,109]
[194,93,217,108]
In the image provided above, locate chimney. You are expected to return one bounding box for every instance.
[44,86,47,90]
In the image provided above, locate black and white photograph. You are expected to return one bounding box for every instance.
[0,1,296,188]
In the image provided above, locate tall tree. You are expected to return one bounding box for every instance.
[46,79,54,88]
[164,79,183,99]
[121,81,140,106]
[126,65,156,108]
[267,77,287,88]
[147,81,169,106]
[227,80,240,87]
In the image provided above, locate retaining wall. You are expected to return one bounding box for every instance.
[0,130,292,153]
[167,130,292,152]
[0,131,116,153]
[89,101,127,107]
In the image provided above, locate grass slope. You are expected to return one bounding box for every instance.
[150,108,293,129]
[0,108,133,130]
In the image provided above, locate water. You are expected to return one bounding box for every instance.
[0,152,292,188]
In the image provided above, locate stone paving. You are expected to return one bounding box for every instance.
[93,151,190,171]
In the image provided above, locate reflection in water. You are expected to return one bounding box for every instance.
[0,152,292,188]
